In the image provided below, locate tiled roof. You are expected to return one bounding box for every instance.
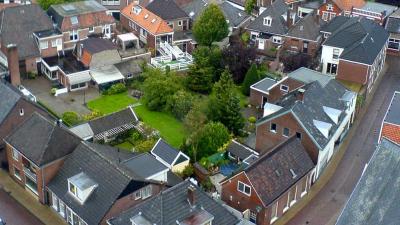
[333,0,365,11]
[151,139,180,165]
[88,107,138,135]
[146,0,189,20]
[287,12,325,41]
[323,16,389,65]
[0,4,54,59]
[5,113,81,166]
[108,180,240,225]
[336,139,400,225]
[177,0,207,21]
[0,81,21,125]
[121,3,173,35]
[220,2,250,28]
[384,91,400,125]
[245,137,314,206]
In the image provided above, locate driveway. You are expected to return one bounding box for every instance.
[22,77,100,116]
[286,56,400,225]
[0,188,44,225]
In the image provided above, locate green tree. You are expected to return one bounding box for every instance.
[241,64,267,96]
[245,0,256,14]
[166,90,194,120]
[62,111,81,126]
[187,122,230,161]
[135,139,158,153]
[208,70,245,135]
[193,4,229,46]
[38,0,77,10]
[186,64,214,93]
[183,100,208,133]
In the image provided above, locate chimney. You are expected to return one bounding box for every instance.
[287,10,292,28]
[7,44,21,87]
[314,13,320,25]
[187,185,196,206]
[297,88,305,101]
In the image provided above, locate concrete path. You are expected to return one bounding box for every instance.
[284,56,400,225]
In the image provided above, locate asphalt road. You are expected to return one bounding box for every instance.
[286,56,400,225]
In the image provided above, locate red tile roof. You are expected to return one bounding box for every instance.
[382,123,400,145]
[334,0,365,11]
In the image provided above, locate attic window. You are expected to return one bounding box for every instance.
[70,16,78,25]
[19,108,24,116]
[263,17,272,26]
[68,172,98,204]
[313,119,332,138]
[300,25,304,31]
[290,169,297,179]
[144,14,148,19]
[189,12,195,17]
[280,84,289,92]
[151,18,156,23]
[327,4,333,11]
[133,5,142,14]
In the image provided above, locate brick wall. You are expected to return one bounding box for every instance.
[318,1,342,21]
[336,60,369,85]
[283,38,320,56]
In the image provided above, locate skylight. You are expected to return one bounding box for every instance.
[144,14,149,19]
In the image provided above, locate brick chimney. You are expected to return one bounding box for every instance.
[6,44,21,87]
[188,185,196,206]
[296,88,306,102]
[287,10,293,28]
[314,13,320,25]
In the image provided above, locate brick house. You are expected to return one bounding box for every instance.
[283,12,325,56]
[4,113,81,204]
[350,2,397,25]
[320,16,388,94]
[0,4,62,73]
[48,142,180,225]
[220,137,314,225]
[385,9,400,56]
[255,68,357,180]
[249,77,278,108]
[47,1,116,50]
[379,91,400,145]
[317,0,364,21]
[0,81,52,166]
[95,0,136,18]
[120,3,174,54]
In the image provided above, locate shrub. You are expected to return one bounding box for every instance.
[134,139,157,153]
[62,111,81,126]
[166,90,194,120]
[83,110,103,121]
[26,72,37,79]
[179,164,194,179]
[104,83,127,95]
[248,116,256,124]
[200,177,214,192]
[50,88,57,96]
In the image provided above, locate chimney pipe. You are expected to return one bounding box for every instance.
[6,44,21,87]
[297,88,305,102]
[188,185,196,206]
[287,10,292,28]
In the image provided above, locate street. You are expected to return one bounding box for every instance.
[0,188,44,225]
[286,56,400,225]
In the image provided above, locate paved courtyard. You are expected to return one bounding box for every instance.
[22,76,100,115]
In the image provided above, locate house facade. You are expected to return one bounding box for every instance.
[385,8,400,56]
[47,1,116,50]
[4,113,81,204]
[254,68,357,180]
[379,91,400,145]
[317,0,364,21]
[220,137,314,225]
[320,16,388,94]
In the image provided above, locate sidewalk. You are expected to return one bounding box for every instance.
[0,169,66,225]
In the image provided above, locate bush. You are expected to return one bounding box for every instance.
[26,72,37,79]
[179,164,194,179]
[104,83,127,95]
[200,177,214,192]
[166,90,194,120]
[134,139,157,153]
[50,88,57,96]
[281,53,312,72]
[62,111,81,126]
[83,110,103,121]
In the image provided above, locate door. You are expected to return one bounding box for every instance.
[303,41,308,53]
[258,39,265,50]
[262,96,268,108]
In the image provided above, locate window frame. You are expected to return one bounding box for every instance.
[263,17,272,26]
[13,166,21,180]
[237,181,251,196]
[178,20,183,26]
[12,148,19,161]
[270,123,277,133]
[332,48,340,60]
[40,41,48,50]
[283,127,290,137]
[280,84,289,92]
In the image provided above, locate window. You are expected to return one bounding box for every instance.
[167,21,174,28]
[141,185,152,199]
[288,3,293,9]
[51,39,57,48]
[237,181,251,195]
[283,128,290,137]
[296,132,302,139]
[250,211,257,223]
[69,182,77,196]
[289,186,297,206]
[13,167,21,180]
[332,48,340,60]
[52,194,59,211]
[178,20,182,26]
[270,202,278,223]
[301,176,308,197]
[270,123,277,133]
[71,82,86,90]
[388,38,400,50]
[12,148,19,161]
[322,12,329,21]
[59,201,66,218]
[89,26,94,33]
[263,17,272,26]
[280,84,289,92]
[70,30,78,41]
[272,36,282,44]
[284,191,290,212]
[67,208,73,224]
[40,41,48,49]
[327,63,338,75]
[134,191,141,200]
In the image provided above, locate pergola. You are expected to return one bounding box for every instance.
[117,33,140,51]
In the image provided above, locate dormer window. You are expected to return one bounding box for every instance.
[313,119,332,138]
[263,17,272,26]
[237,181,251,196]
[327,4,333,11]
[133,5,142,15]
[280,84,289,92]
[68,172,98,204]
[323,106,342,124]
[144,14,148,19]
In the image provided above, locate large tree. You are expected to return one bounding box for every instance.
[207,70,245,135]
[193,4,229,46]
[241,64,267,96]
[245,0,256,14]
[222,43,257,83]
[38,0,77,10]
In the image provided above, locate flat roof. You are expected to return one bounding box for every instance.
[51,0,107,17]
[43,51,87,74]
[250,77,277,93]
[385,91,400,125]
[34,29,62,38]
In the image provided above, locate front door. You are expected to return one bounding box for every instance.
[262,96,268,108]
[303,41,308,53]
[258,39,265,50]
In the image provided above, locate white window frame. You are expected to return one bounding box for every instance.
[290,186,298,206]
[141,185,152,199]
[327,4,333,11]
[322,11,329,21]
[270,201,279,223]
[51,39,57,48]
[134,191,141,200]
[301,176,308,197]
[59,201,66,218]
[332,48,340,60]
[237,181,251,196]
[12,148,19,161]
[89,26,94,33]
[280,84,289,92]
[263,17,272,26]
[270,123,277,133]
[283,191,290,212]
[272,36,282,44]
[13,166,21,180]
[52,193,59,211]
[178,20,182,26]
[70,30,78,41]
[388,38,400,50]
[40,41,48,50]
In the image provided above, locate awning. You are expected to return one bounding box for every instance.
[90,65,125,85]
[67,71,91,85]
[117,33,138,42]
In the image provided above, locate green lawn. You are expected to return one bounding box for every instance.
[134,104,186,148]
[234,85,249,108]
[87,92,186,148]
[114,141,134,151]
[87,92,137,114]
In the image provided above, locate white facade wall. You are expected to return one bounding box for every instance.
[321,45,343,74]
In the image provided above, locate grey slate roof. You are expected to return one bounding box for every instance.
[0,4,54,59]
[288,67,333,87]
[323,16,389,65]
[178,0,207,21]
[108,180,240,225]
[257,78,353,149]
[247,0,289,35]
[245,137,314,206]
[122,153,168,179]
[146,0,189,20]
[386,9,400,34]
[5,113,81,166]
[151,139,180,165]
[250,77,277,93]
[88,107,138,135]
[361,2,398,16]
[79,38,116,54]
[220,2,250,28]
[0,81,21,124]
[320,16,350,34]
[226,140,257,161]
[335,139,400,225]
[48,0,106,17]
[48,142,148,225]
[115,59,143,77]
[287,12,324,41]
[384,91,400,125]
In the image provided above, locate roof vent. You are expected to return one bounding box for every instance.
[371,37,374,43]
[290,169,297,179]
[238,13,242,17]
[275,170,281,177]
[144,14,149,19]
[151,18,156,23]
